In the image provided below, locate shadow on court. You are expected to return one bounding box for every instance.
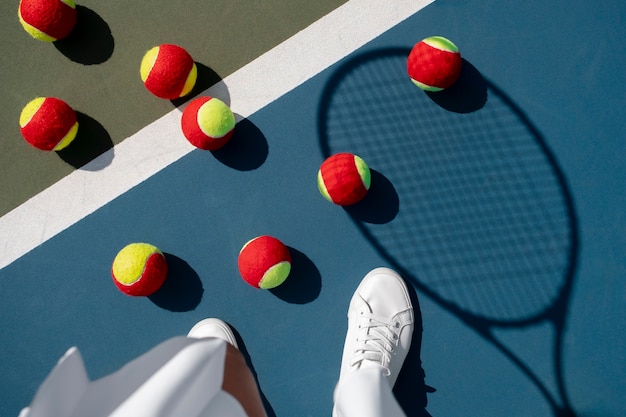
[317,47,579,417]
[54,5,114,65]
[344,169,399,224]
[171,63,228,107]
[56,112,114,170]
[149,253,204,312]
[211,117,269,171]
[270,247,322,304]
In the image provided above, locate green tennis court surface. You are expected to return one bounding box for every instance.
[0,0,347,216]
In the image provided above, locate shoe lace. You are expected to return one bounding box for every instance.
[351,310,401,376]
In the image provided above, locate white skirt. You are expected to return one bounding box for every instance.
[20,337,248,417]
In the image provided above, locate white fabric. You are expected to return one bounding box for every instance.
[23,336,405,417]
[19,347,89,417]
[334,366,406,417]
[21,337,247,417]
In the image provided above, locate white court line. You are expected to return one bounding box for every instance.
[0,0,434,270]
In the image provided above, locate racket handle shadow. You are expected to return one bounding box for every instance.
[393,280,435,417]
[469,319,577,417]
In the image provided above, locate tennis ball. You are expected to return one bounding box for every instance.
[19,97,78,151]
[318,153,371,206]
[111,243,168,296]
[18,0,77,42]
[140,44,197,99]
[407,36,462,92]
[238,235,292,289]
[181,96,235,150]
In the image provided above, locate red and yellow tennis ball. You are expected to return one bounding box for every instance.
[181,96,235,150]
[318,153,371,206]
[18,0,77,42]
[140,44,197,99]
[407,36,462,92]
[238,235,292,289]
[111,243,168,296]
[19,97,78,151]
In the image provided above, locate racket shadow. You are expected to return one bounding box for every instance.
[318,47,579,417]
[394,277,435,417]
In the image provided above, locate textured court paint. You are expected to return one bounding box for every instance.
[0,0,435,270]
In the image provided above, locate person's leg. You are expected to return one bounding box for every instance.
[188,318,267,417]
[333,268,415,417]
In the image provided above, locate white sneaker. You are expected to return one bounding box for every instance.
[338,267,414,388]
[187,318,239,349]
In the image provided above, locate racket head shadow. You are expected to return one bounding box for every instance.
[317,47,578,327]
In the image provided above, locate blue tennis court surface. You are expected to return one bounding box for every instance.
[1,1,624,416]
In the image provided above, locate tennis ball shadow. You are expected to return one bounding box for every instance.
[148,253,204,312]
[393,280,436,417]
[56,112,114,170]
[269,248,321,304]
[171,63,228,106]
[426,59,487,113]
[54,6,114,65]
[344,170,399,224]
[211,117,268,171]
